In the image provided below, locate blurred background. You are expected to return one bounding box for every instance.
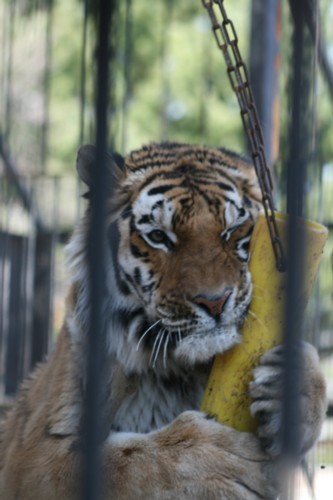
[0,0,333,497]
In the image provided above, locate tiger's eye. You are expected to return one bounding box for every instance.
[147,230,168,244]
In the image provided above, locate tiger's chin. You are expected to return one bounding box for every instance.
[174,325,241,366]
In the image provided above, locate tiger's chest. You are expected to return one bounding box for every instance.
[111,370,206,433]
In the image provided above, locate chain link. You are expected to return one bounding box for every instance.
[202,0,286,272]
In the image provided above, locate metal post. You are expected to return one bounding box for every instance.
[249,0,281,171]
[31,230,54,369]
[121,0,133,153]
[40,0,54,174]
[282,0,313,475]
[83,1,115,499]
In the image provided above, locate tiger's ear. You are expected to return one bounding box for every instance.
[76,144,125,193]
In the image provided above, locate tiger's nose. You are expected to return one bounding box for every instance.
[192,289,232,318]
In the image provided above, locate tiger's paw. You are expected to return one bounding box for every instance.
[249,342,327,458]
[151,411,278,499]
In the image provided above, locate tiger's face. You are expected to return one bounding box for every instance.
[76,142,261,367]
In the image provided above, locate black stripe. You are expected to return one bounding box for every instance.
[137,214,151,225]
[217,182,235,192]
[151,200,163,211]
[123,270,138,290]
[109,222,131,296]
[130,243,148,259]
[243,195,253,207]
[133,267,142,285]
[147,184,176,196]
[120,204,132,220]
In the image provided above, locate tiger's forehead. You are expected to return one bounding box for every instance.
[128,159,250,235]
[121,142,257,234]
[125,144,249,200]
[132,168,243,215]
[125,142,250,179]
[132,176,242,230]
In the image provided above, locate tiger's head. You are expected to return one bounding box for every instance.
[72,142,261,371]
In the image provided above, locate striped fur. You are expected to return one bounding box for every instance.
[0,142,326,499]
[66,142,262,379]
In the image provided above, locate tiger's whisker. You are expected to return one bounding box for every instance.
[245,309,268,330]
[136,319,162,351]
[149,329,162,367]
[152,329,165,368]
[163,331,171,369]
[177,326,182,344]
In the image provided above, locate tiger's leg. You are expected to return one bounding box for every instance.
[1,411,277,500]
[104,412,277,500]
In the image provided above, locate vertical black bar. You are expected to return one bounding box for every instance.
[31,231,53,370]
[0,179,10,396]
[249,0,281,169]
[79,0,89,145]
[41,0,53,174]
[5,235,24,395]
[282,0,309,463]
[83,1,114,499]
[77,0,89,220]
[121,0,133,152]
[4,0,15,143]
[159,0,174,140]
[0,228,7,374]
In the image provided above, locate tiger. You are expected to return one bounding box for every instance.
[0,142,327,499]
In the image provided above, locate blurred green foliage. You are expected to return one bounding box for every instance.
[47,0,252,173]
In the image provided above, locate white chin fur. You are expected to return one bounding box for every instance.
[174,326,241,365]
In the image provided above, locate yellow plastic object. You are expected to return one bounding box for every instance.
[201,211,328,433]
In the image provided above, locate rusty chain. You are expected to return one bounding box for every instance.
[202,0,286,272]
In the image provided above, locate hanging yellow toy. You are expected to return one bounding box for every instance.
[201,212,328,432]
